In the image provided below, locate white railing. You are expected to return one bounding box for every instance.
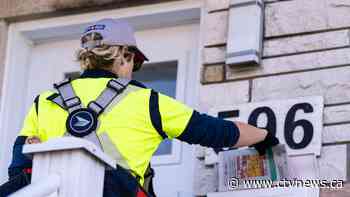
[9,137,116,197]
[10,174,60,197]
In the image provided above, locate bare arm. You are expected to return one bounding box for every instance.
[233,121,267,148]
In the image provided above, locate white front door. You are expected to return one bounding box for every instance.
[22,23,199,196]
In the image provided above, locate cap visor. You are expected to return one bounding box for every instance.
[132,47,149,61]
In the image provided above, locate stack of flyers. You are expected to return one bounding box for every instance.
[218,144,288,191]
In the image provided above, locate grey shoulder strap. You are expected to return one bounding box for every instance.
[88,78,130,115]
[52,78,130,149]
[54,78,82,113]
[52,78,131,114]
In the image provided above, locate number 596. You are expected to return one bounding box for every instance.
[218,103,314,150]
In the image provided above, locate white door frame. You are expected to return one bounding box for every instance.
[0,0,205,182]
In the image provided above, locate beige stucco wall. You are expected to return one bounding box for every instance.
[0,0,179,20]
[0,0,350,196]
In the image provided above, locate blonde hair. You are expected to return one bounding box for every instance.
[77,46,122,70]
[77,33,133,70]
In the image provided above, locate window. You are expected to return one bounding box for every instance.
[63,61,178,156]
[133,61,178,156]
[64,71,81,80]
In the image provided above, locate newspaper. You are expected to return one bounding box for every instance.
[218,144,288,191]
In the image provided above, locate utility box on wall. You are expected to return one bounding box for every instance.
[226,0,264,67]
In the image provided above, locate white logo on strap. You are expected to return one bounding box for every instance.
[74,116,90,127]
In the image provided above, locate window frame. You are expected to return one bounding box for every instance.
[0,0,203,181]
[147,55,190,165]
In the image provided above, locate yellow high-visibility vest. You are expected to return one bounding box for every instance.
[19,75,193,185]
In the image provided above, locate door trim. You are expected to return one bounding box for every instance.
[0,0,204,181]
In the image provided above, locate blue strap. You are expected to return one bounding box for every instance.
[149,90,167,139]
[34,95,39,115]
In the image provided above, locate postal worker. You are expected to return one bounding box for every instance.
[1,18,279,197]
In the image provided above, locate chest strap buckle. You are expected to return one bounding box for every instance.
[65,97,81,109]
[88,101,104,115]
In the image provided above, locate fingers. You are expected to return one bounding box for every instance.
[25,136,41,144]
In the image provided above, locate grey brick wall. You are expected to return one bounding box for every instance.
[198,0,350,196]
